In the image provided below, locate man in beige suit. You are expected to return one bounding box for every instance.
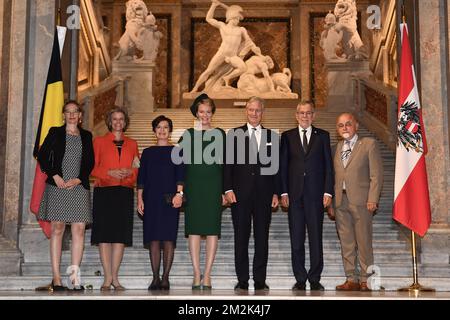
[332,113,383,291]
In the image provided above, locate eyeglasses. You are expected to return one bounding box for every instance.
[337,122,354,128]
[297,111,314,117]
[64,111,80,115]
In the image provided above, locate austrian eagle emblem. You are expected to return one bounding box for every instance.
[397,101,423,153]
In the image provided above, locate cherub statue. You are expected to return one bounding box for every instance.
[136,13,163,62]
[114,0,147,61]
[333,0,368,60]
[319,12,345,61]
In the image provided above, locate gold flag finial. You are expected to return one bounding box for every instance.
[56,0,61,26]
[401,4,406,24]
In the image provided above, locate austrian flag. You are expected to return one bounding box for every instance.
[393,23,431,237]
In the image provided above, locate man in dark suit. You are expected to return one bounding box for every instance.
[224,96,279,291]
[280,100,334,291]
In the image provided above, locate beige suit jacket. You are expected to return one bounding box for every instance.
[333,136,383,207]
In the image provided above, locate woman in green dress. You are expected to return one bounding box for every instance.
[179,93,226,290]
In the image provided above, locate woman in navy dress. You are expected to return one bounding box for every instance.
[137,115,184,291]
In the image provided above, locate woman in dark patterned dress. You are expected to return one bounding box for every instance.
[37,100,94,291]
[137,115,184,290]
[179,94,226,290]
[90,107,139,291]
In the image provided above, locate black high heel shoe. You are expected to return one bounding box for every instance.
[160,278,170,290]
[50,280,66,292]
[148,277,161,291]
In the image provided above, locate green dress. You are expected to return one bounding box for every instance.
[180,128,225,237]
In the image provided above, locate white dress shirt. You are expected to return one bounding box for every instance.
[298,125,312,148]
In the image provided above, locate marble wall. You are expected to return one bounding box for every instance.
[310,13,327,108]
[93,87,117,126]
[416,0,450,263]
[190,18,290,90]
[364,86,387,125]
[0,0,10,233]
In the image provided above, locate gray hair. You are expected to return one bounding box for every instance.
[246,96,265,110]
[297,100,315,111]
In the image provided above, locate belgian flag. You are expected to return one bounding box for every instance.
[30,26,66,238]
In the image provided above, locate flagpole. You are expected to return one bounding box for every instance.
[398,231,435,294]
[396,3,434,295]
[69,0,80,100]
[57,0,61,26]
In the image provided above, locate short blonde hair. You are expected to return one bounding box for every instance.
[105,107,130,132]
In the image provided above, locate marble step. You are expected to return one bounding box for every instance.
[22,262,446,279]
[4,275,450,291]
[30,248,411,262]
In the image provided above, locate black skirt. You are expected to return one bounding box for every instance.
[91,186,134,246]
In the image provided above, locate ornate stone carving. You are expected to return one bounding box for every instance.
[114,0,162,63]
[320,12,346,61]
[186,0,297,99]
[320,0,368,61]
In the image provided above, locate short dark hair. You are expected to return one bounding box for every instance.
[105,107,130,132]
[190,94,216,117]
[63,100,83,114]
[152,115,173,132]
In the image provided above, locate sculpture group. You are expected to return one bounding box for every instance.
[114,0,162,63]
[320,0,368,61]
[188,0,297,99]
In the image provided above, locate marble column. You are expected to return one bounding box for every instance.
[417,0,450,264]
[3,0,29,244]
[18,0,56,264]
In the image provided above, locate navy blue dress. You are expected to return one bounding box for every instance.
[137,146,184,245]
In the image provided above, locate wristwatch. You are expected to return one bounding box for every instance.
[176,190,184,196]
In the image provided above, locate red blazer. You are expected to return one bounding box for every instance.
[91,132,139,188]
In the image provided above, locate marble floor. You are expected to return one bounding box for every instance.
[0,289,449,300]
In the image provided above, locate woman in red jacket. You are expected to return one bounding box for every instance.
[91,107,139,291]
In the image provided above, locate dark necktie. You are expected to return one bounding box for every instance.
[302,129,308,153]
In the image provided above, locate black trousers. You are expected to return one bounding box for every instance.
[231,192,272,283]
[288,196,324,284]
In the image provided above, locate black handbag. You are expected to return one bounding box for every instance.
[164,193,187,206]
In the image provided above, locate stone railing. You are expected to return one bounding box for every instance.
[79,75,131,137]
[352,76,398,150]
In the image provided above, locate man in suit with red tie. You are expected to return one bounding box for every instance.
[332,112,383,291]
[280,100,334,291]
[224,96,279,291]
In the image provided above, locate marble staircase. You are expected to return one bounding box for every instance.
[2,108,450,291]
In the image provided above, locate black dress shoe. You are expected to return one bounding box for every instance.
[310,282,325,291]
[254,282,269,291]
[292,282,306,291]
[234,281,249,291]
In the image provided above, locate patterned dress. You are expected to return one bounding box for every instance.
[38,134,92,223]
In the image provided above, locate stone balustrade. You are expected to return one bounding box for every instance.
[352,75,397,151]
[79,75,131,136]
